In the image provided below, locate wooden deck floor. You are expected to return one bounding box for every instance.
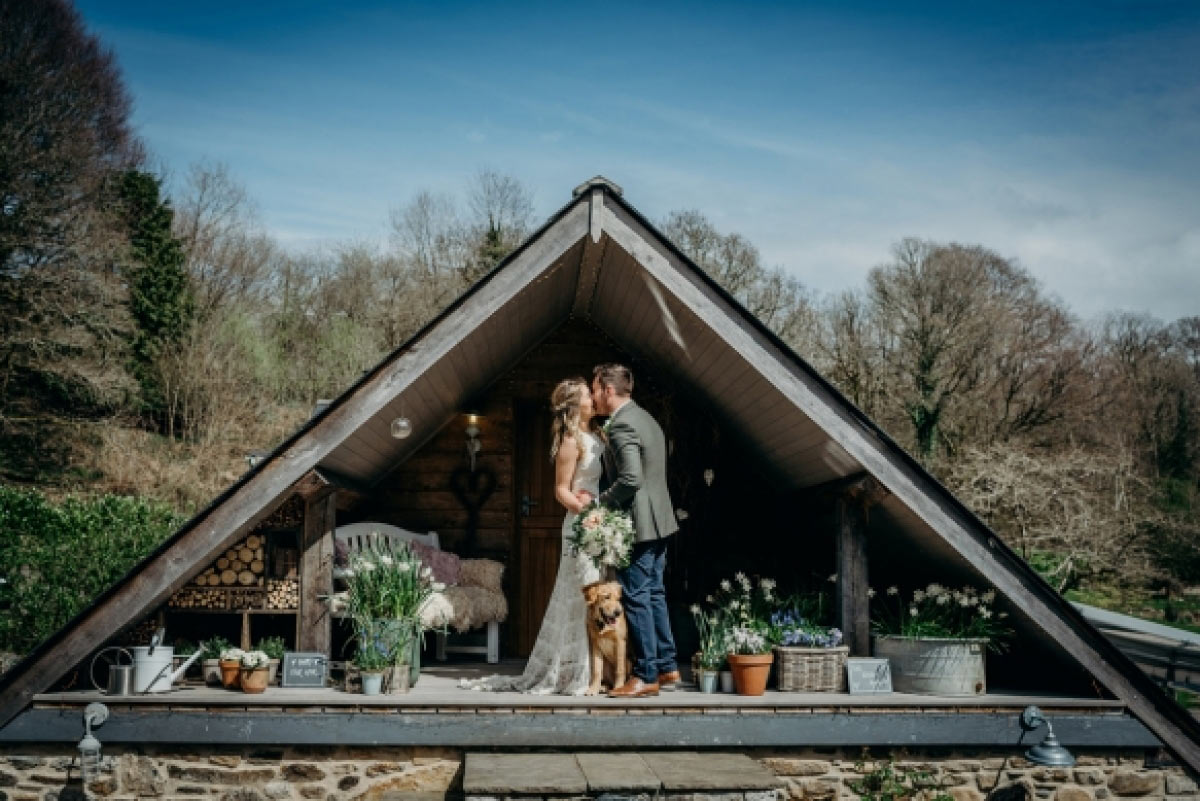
[35,658,1123,711]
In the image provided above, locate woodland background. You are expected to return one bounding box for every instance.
[1,0,1198,659]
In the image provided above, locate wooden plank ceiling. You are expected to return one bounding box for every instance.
[316,209,861,492]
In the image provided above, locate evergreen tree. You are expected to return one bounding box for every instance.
[118,170,194,425]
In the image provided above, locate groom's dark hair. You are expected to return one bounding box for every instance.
[593,363,633,396]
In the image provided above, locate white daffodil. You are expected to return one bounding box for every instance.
[867,588,877,598]
[979,607,992,619]
[909,606,919,617]
[886,586,899,596]
[912,589,926,602]
[981,590,996,604]
[720,579,732,591]
[936,594,950,605]
[828,573,838,583]
[690,604,701,614]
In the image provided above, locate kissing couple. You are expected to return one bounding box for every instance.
[464,363,680,697]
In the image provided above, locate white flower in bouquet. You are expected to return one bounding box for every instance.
[240,650,270,669]
[568,502,634,570]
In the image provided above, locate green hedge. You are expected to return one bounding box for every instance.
[0,486,181,656]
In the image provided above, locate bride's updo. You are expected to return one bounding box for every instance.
[550,377,589,463]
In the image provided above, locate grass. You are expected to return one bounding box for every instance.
[1065,586,1200,635]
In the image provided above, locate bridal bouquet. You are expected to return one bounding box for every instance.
[569,502,634,570]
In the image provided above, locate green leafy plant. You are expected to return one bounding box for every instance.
[354,642,390,673]
[256,636,285,661]
[689,603,727,669]
[344,539,442,666]
[0,487,182,656]
[173,638,197,656]
[200,636,233,661]
[849,756,953,801]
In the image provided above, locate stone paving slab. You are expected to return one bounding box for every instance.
[576,752,662,791]
[648,752,781,791]
[464,754,587,794]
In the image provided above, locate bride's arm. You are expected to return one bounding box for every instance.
[554,436,587,514]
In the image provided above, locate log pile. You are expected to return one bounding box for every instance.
[168,587,226,609]
[168,534,271,609]
[266,578,300,610]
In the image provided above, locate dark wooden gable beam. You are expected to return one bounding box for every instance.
[0,200,591,729]
[596,196,1200,772]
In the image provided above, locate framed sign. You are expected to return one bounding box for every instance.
[846,657,892,694]
[281,652,328,688]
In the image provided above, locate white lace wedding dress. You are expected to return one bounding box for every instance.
[462,431,603,695]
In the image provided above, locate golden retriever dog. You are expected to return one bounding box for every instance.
[582,580,630,695]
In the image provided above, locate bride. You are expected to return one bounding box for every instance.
[462,377,603,695]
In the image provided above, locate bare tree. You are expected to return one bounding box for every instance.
[173,162,274,319]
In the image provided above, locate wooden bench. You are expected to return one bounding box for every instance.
[332,522,501,664]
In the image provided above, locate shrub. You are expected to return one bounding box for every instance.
[0,486,181,656]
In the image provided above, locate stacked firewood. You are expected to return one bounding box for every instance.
[192,534,267,588]
[169,587,226,609]
[266,578,300,610]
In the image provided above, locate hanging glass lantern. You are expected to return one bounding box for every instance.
[390,417,413,439]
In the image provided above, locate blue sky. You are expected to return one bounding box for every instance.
[77,0,1200,321]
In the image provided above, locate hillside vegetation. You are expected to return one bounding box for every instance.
[2,0,1199,657]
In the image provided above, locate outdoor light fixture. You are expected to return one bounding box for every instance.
[465,411,482,472]
[77,702,109,783]
[390,417,413,439]
[1020,705,1075,767]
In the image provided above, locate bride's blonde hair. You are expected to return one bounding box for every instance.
[550,377,589,463]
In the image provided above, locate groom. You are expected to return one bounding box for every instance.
[588,363,680,698]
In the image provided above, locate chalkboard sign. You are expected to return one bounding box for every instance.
[281,652,328,688]
[846,657,892,694]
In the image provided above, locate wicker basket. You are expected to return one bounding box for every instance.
[774,645,849,692]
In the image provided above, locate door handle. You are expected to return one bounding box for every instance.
[520,495,539,517]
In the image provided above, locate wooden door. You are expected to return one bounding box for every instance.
[514,400,564,657]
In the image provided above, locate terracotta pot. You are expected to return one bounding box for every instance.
[219,659,241,689]
[240,667,270,694]
[727,652,774,696]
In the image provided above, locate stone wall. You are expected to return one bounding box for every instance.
[756,748,1198,801]
[0,746,1195,801]
[0,745,461,801]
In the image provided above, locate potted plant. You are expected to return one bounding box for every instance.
[239,650,271,694]
[343,539,443,692]
[200,637,233,686]
[770,593,848,692]
[690,603,726,693]
[726,625,774,695]
[256,636,286,685]
[870,583,1012,696]
[218,647,244,689]
[704,572,777,696]
[355,642,389,696]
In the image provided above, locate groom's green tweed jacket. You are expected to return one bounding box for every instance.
[597,399,679,543]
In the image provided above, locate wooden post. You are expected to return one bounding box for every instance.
[836,495,870,657]
[299,492,337,653]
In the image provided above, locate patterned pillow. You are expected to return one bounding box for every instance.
[409,540,461,586]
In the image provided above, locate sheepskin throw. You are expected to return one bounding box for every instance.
[459,558,504,593]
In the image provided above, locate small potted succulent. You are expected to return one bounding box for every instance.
[239,650,271,694]
[219,647,245,689]
[256,636,286,685]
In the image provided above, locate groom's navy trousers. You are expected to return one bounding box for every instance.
[618,537,678,682]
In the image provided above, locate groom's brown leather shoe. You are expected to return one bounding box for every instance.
[608,677,660,698]
[656,670,682,690]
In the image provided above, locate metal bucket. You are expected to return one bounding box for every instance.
[873,636,987,696]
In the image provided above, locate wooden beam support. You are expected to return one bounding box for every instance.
[836,495,871,656]
[299,492,337,654]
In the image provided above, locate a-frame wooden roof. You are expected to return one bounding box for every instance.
[3,177,1200,770]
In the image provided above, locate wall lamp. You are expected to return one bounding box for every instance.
[1020,705,1075,767]
[78,702,109,783]
[464,409,483,472]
